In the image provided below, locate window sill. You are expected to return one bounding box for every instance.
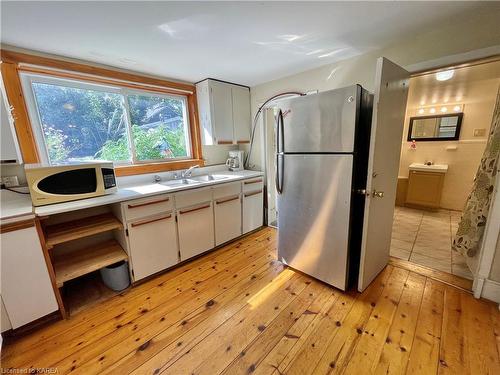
[115,159,205,177]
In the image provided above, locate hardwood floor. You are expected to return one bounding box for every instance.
[2,227,499,374]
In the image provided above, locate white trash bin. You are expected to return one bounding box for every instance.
[100,261,130,291]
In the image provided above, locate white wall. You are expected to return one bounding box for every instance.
[248,9,500,170]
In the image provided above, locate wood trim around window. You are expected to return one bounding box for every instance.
[0,49,204,175]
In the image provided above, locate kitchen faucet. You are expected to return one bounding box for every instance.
[181,165,200,178]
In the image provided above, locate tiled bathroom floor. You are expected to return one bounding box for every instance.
[390,206,473,280]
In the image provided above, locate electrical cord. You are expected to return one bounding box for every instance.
[1,186,31,194]
[244,91,305,169]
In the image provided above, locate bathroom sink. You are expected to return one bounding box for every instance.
[161,179,199,187]
[409,163,448,173]
[191,174,229,182]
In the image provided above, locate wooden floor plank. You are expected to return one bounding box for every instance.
[2,227,499,375]
[438,285,469,375]
[374,272,426,375]
[311,265,396,375]
[406,278,445,375]
[340,267,410,374]
[461,291,500,375]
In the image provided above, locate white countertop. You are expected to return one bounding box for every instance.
[0,190,34,221]
[409,163,449,173]
[34,169,264,216]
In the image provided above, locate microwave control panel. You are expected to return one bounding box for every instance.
[102,168,117,189]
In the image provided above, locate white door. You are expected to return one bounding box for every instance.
[243,190,264,234]
[177,202,215,260]
[214,195,242,245]
[210,80,234,144]
[1,226,58,328]
[358,57,410,292]
[232,86,251,144]
[128,212,178,281]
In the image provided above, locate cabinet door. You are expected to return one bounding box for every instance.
[1,226,58,328]
[210,80,234,144]
[406,171,444,208]
[128,213,178,281]
[214,195,242,246]
[243,190,264,234]
[232,86,251,144]
[177,203,215,260]
[0,85,21,163]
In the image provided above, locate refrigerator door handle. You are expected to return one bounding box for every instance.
[277,109,284,154]
[276,154,284,195]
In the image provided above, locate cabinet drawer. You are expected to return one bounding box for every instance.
[242,178,264,193]
[213,181,241,199]
[124,194,173,221]
[175,188,212,209]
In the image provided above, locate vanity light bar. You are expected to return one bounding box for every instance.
[416,104,462,115]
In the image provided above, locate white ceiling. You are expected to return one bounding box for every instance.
[0,1,496,86]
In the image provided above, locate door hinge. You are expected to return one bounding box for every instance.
[125,228,129,236]
[175,214,178,222]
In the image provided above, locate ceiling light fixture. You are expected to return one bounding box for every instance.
[454,105,461,112]
[430,108,436,114]
[441,107,447,112]
[435,69,454,81]
[418,109,425,114]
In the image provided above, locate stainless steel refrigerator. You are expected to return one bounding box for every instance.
[276,85,373,291]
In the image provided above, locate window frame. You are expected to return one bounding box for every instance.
[21,73,194,165]
[0,50,203,176]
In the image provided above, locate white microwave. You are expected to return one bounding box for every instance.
[25,162,117,206]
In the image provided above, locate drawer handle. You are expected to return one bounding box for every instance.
[131,214,172,227]
[237,140,250,144]
[244,190,263,198]
[128,197,170,209]
[216,195,240,205]
[217,140,233,145]
[244,179,263,185]
[179,204,211,215]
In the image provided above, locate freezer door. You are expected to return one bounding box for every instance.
[278,85,359,153]
[277,154,353,290]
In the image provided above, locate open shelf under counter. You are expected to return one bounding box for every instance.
[44,213,123,248]
[53,239,128,287]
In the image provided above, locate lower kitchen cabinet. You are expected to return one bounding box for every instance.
[1,223,58,328]
[127,212,178,281]
[214,194,242,246]
[243,189,264,234]
[177,202,215,260]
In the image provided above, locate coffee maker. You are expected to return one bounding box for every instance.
[226,150,244,171]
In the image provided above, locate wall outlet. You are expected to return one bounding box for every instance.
[1,176,19,187]
[473,128,486,137]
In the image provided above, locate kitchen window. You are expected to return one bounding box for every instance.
[21,73,192,165]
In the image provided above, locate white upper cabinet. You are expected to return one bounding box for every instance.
[231,85,251,144]
[0,78,22,164]
[196,79,250,145]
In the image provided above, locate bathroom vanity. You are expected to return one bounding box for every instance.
[405,163,448,209]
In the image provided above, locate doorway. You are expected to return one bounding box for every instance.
[389,58,500,281]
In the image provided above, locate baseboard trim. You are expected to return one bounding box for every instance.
[481,278,500,303]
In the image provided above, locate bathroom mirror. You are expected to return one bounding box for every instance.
[408,113,463,141]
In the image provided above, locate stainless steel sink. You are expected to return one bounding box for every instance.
[191,174,229,182]
[161,179,199,187]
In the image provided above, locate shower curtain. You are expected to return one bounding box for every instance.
[453,86,500,257]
